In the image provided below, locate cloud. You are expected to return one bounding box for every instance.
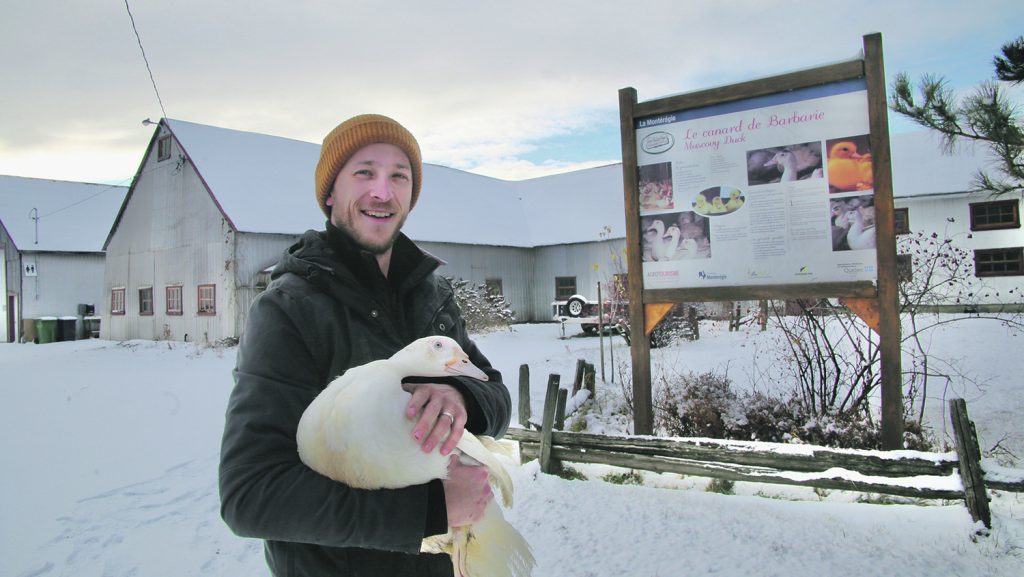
[1,0,1022,183]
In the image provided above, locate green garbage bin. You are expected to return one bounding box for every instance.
[57,317,77,341]
[36,317,58,344]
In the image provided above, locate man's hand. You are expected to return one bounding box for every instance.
[441,455,492,527]
[403,382,466,455]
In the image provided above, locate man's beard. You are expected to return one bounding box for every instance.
[336,209,408,255]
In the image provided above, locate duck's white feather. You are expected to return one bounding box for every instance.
[295,336,535,577]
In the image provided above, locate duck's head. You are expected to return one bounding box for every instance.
[393,336,489,381]
[644,219,665,241]
[830,141,861,159]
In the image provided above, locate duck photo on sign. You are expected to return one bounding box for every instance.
[642,211,712,261]
[638,161,675,211]
[746,141,823,185]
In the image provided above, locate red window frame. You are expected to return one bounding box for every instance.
[166,285,183,316]
[111,288,125,316]
[198,284,216,315]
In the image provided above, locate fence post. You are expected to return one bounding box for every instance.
[539,374,561,474]
[584,362,596,397]
[572,358,586,394]
[555,388,568,430]
[518,364,531,428]
[949,398,991,529]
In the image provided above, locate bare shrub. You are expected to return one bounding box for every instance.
[446,277,516,334]
[650,368,934,450]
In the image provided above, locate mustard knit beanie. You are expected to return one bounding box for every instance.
[315,114,423,217]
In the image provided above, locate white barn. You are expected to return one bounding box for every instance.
[0,175,127,342]
[101,119,627,342]
[102,119,1021,343]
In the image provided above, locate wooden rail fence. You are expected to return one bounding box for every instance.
[511,365,1024,530]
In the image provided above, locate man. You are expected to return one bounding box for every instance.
[219,114,512,576]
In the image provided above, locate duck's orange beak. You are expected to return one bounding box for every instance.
[445,353,489,381]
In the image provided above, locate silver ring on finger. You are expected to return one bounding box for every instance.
[439,411,456,426]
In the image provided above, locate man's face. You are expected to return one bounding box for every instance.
[326,143,413,255]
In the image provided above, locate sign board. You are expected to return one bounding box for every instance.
[619,33,902,447]
[634,79,880,290]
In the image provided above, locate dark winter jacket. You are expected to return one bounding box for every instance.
[219,225,511,577]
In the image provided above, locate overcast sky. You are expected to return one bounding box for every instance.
[1,1,1021,184]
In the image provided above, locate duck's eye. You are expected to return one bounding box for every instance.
[433,340,443,350]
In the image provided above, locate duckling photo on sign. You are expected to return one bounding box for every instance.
[826,135,874,193]
[691,186,745,217]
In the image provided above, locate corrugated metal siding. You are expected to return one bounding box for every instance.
[416,242,538,321]
[533,239,627,321]
[103,134,237,342]
[19,252,106,319]
[416,239,628,322]
[234,232,301,334]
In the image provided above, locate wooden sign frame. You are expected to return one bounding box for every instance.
[619,33,903,448]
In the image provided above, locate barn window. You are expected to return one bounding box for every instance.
[157,135,171,161]
[894,208,910,235]
[111,288,125,315]
[555,276,577,300]
[254,270,273,294]
[198,284,217,315]
[896,253,913,282]
[166,285,183,315]
[485,278,503,296]
[970,200,1019,231]
[975,247,1023,277]
[137,287,153,316]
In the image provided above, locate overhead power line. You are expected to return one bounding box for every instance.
[124,0,167,119]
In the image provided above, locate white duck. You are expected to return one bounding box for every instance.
[296,336,534,577]
[765,150,799,182]
[678,237,700,259]
[645,219,668,261]
[662,223,681,260]
[843,208,876,250]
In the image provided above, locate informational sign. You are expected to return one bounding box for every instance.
[633,79,878,290]
[23,261,37,277]
[619,34,901,442]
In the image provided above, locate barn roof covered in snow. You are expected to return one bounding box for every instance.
[140,119,990,247]
[157,118,626,247]
[0,175,127,252]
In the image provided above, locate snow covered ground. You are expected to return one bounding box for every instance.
[2,318,1022,577]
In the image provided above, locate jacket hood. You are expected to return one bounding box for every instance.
[272,229,337,281]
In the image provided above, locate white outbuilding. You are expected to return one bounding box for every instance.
[0,175,127,342]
